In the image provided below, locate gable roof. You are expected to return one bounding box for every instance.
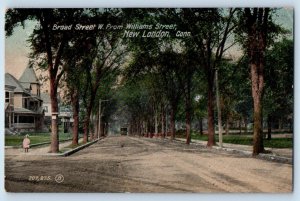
[5,73,29,94]
[19,65,40,85]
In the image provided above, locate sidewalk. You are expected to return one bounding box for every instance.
[5,139,83,156]
[174,138,293,164]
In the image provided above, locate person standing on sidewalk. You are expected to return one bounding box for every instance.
[23,134,30,153]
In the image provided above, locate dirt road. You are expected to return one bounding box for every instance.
[5,136,292,193]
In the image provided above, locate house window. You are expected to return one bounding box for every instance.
[5,92,9,103]
[44,106,48,113]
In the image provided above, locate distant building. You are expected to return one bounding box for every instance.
[59,105,73,133]
[40,92,51,126]
[41,92,73,133]
[5,65,44,133]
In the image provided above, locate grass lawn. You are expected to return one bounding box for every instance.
[177,131,293,149]
[5,132,73,146]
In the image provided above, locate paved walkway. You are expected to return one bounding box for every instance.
[5,139,83,156]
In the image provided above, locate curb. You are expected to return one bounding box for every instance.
[46,138,103,157]
[173,138,292,165]
[215,146,292,164]
[61,138,101,157]
[257,153,292,164]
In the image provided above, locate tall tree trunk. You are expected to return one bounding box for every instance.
[100,121,105,137]
[83,103,93,143]
[93,115,98,139]
[165,110,168,135]
[161,104,166,138]
[244,8,269,156]
[139,120,142,137]
[154,110,158,135]
[50,76,59,153]
[239,117,242,135]
[207,78,215,147]
[199,118,203,135]
[43,21,67,153]
[170,105,176,140]
[267,114,272,140]
[71,88,79,146]
[243,116,248,134]
[185,109,191,144]
[99,115,103,137]
[90,116,94,141]
[83,83,98,142]
[278,118,282,131]
[249,27,266,155]
[103,122,107,136]
[143,121,147,136]
[185,83,192,145]
[146,119,150,137]
[96,110,99,138]
[252,89,264,155]
[225,118,229,135]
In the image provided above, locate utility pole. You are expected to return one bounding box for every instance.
[215,68,223,148]
[98,100,101,139]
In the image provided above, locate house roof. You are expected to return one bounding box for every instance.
[21,83,31,90]
[19,65,40,85]
[14,107,36,114]
[5,85,16,91]
[14,107,44,115]
[30,95,43,102]
[5,73,29,94]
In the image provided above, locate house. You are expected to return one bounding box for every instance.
[59,105,73,133]
[41,92,73,133]
[5,65,44,133]
[5,84,16,129]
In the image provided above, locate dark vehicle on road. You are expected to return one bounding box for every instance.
[120,127,128,135]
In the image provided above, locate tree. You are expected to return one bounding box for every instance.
[62,60,81,146]
[237,8,283,155]
[217,57,252,136]
[175,8,238,147]
[117,74,150,136]
[97,69,121,137]
[264,38,293,139]
[176,50,199,144]
[158,51,185,140]
[6,9,85,152]
[124,48,176,138]
[58,23,99,145]
[74,9,127,143]
[60,35,96,145]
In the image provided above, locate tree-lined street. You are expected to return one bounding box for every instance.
[5,8,293,193]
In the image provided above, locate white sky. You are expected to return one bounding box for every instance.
[5,20,36,79]
[4,8,293,79]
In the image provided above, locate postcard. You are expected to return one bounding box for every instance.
[4,8,293,193]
